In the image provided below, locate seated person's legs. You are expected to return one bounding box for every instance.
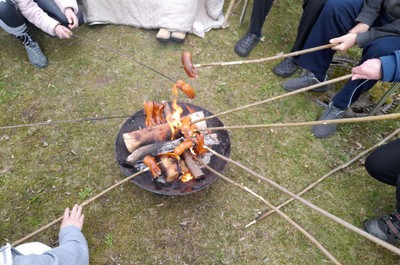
[34,0,84,27]
[312,36,400,138]
[363,138,400,244]
[283,0,364,92]
[0,0,48,68]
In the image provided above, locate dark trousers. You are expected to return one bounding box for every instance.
[249,0,326,56]
[297,0,400,109]
[365,138,400,213]
[0,0,83,37]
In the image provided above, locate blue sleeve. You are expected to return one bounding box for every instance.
[13,226,89,265]
[380,50,400,82]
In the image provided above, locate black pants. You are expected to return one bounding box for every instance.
[248,0,326,55]
[0,0,83,38]
[365,138,400,213]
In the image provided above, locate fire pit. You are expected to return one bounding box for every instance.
[115,102,231,195]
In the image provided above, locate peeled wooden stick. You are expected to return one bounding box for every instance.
[204,146,400,256]
[197,112,400,132]
[181,43,337,78]
[246,128,400,228]
[11,168,148,246]
[195,156,341,265]
[191,74,353,123]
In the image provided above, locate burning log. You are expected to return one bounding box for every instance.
[159,155,180,182]
[182,150,204,179]
[123,123,173,153]
[126,138,181,164]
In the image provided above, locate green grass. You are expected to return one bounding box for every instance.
[1,1,400,264]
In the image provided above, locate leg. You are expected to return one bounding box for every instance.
[273,0,327,77]
[234,0,274,57]
[0,0,48,68]
[298,0,363,78]
[332,36,400,109]
[365,138,400,212]
[248,0,274,37]
[363,139,400,244]
[0,0,29,41]
[34,0,84,27]
[282,0,364,92]
[290,0,327,53]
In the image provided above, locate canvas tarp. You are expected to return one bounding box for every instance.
[81,0,225,37]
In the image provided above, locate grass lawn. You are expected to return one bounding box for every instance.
[1,0,399,264]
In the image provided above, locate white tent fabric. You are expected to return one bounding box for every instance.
[81,0,225,38]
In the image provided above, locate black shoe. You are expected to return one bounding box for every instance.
[364,213,400,244]
[312,102,345,139]
[283,69,329,92]
[273,58,298,77]
[234,33,260,57]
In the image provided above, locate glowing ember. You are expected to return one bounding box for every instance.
[181,172,194,182]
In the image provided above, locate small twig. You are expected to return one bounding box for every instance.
[245,128,400,227]
[204,146,400,256]
[11,169,148,246]
[198,112,400,132]
[194,155,341,265]
[192,74,353,123]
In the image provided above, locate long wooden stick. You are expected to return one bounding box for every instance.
[246,128,400,227]
[194,43,337,68]
[204,146,400,255]
[198,112,400,132]
[222,0,236,28]
[192,74,353,123]
[195,156,341,265]
[11,169,148,247]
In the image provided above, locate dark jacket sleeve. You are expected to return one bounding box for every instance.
[355,0,400,47]
[380,50,400,82]
[13,226,89,265]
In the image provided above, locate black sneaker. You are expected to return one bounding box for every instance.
[283,69,328,92]
[234,33,260,57]
[364,213,400,244]
[312,102,345,139]
[24,41,48,68]
[273,57,298,77]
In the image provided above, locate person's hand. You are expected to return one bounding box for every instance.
[64,7,79,29]
[54,24,73,39]
[351,58,382,80]
[60,204,84,231]
[330,33,357,52]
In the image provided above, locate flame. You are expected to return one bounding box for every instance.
[167,84,184,139]
[181,172,194,182]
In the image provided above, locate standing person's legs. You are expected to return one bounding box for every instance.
[363,138,400,244]
[273,0,327,77]
[234,0,274,57]
[0,0,48,68]
[34,0,84,27]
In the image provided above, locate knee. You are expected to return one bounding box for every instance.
[0,0,14,16]
[365,153,383,180]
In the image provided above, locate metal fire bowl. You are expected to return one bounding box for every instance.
[115,102,231,196]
